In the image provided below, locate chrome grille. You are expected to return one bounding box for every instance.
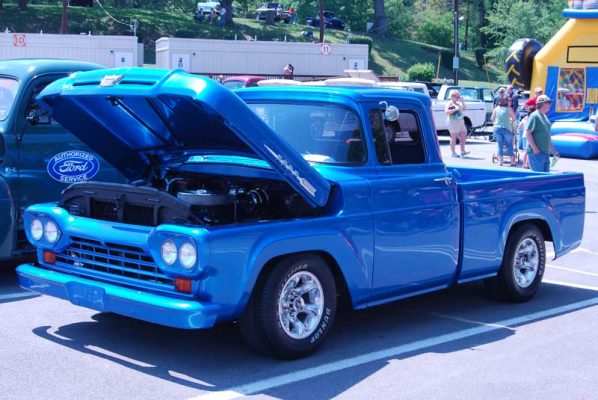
[55,236,173,287]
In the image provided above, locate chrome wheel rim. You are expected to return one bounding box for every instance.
[278,271,324,340]
[513,238,540,288]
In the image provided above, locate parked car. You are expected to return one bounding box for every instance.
[431,85,487,133]
[0,59,125,262]
[305,11,346,30]
[255,2,290,23]
[379,81,430,97]
[440,85,495,123]
[18,68,585,359]
[222,75,264,89]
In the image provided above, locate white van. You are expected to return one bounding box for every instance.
[197,1,220,14]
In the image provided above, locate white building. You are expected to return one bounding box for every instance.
[155,37,368,76]
[0,32,142,67]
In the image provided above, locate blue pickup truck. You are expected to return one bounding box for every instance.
[0,60,123,262]
[17,68,585,359]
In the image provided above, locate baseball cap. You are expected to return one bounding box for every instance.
[536,94,552,105]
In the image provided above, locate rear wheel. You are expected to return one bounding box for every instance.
[240,254,337,359]
[485,223,546,302]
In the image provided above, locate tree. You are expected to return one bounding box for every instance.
[482,0,567,64]
[221,0,234,25]
[371,0,388,36]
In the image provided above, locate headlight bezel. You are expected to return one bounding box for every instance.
[27,214,62,247]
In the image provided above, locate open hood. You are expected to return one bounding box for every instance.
[37,68,330,207]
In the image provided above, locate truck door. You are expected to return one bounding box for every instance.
[13,74,125,237]
[366,103,460,302]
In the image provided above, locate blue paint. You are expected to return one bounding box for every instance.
[17,68,586,340]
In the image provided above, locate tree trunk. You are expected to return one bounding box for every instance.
[0,0,4,10]
[477,0,486,47]
[60,0,68,34]
[222,0,234,25]
[372,0,388,37]
[18,0,27,10]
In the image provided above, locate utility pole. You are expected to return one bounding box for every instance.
[453,0,459,84]
[319,0,324,43]
[60,0,68,34]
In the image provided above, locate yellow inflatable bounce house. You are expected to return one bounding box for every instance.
[506,0,598,121]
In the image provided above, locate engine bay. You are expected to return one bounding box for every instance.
[61,171,323,227]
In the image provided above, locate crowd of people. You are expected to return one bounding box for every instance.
[447,85,560,173]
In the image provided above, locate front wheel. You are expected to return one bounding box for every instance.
[485,223,546,302]
[240,254,337,359]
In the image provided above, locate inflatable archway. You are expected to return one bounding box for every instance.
[506,0,598,121]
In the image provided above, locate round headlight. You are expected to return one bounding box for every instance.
[30,219,43,241]
[179,242,197,269]
[161,240,177,265]
[44,220,60,243]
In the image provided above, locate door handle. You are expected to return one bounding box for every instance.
[434,176,453,185]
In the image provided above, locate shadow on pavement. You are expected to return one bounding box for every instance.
[30,280,598,399]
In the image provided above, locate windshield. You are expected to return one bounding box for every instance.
[247,102,366,165]
[456,88,479,101]
[0,77,19,121]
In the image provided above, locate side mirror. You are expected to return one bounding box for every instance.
[26,108,51,125]
[379,101,400,122]
[26,110,40,126]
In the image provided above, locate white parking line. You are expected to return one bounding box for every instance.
[572,247,598,256]
[0,291,38,301]
[429,313,516,331]
[186,281,598,400]
[544,279,598,291]
[547,264,598,277]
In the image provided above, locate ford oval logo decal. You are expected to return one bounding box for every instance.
[47,151,100,183]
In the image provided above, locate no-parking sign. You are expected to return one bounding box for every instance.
[13,34,26,47]
[320,43,332,55]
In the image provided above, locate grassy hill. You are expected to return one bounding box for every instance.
[1,4,501,82]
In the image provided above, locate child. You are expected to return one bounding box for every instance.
[517,105,535,169]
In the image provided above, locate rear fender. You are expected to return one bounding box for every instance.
[500,199,560,259]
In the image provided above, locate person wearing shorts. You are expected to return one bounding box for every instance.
[445,89,470,158]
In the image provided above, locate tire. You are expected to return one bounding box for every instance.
[240,254,337,359]
[485,223,546,302]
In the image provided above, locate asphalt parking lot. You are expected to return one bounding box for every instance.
[1,137,597,400]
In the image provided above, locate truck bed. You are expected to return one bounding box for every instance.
[450,166,585,283]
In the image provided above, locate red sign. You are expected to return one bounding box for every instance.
[13,34,26,47]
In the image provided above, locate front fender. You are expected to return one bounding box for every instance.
[241,232,372,309]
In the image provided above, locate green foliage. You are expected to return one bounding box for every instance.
[407,62,435,81]
[350,36,373,55]
[482,0,568,68]
[415,12,453,48]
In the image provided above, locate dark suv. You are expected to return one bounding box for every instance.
[305,11,346,30]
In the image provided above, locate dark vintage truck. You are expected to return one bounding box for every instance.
[0,60,123,262]
[17,68,585,358]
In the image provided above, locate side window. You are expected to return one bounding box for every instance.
[373,107,426,166]
[483,89,493,102]
[25,82,58,126]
